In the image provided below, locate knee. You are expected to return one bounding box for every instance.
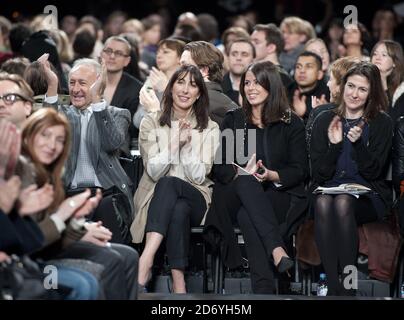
[234,175,257,193]
[111,244,139,267]
[97,246,125,270]
[155,176,179,191]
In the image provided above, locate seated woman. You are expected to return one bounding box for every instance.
[306,56,361,147]
[211,61,309,294]
[0,117,98,300]
[310,62,393,295]
[19,107,138,300]
[371,40,404,125]
[131,64,220,293]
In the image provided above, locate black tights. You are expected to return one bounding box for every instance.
[314,194,358,295]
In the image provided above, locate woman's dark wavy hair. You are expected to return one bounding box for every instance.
[159,64,209,131]
[336,61,388,121]
[371,40,404,99]
[239,61,290,125]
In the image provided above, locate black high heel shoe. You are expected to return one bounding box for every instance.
[276,256,294,274]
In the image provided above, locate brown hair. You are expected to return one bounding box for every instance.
[280,16,316,41]
[329,56,361,100]
[0,72,34,103]
[183,41,224,83]
[21,108,71,213]
[221,26,250,50]
[253,23,285,56]
[371,40,404,99]
[158,38,186,58]
[336,62,388,120]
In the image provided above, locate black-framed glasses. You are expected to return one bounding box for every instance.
[0,93,29,106]
[102,48,129,58]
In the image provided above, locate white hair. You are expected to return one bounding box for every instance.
[69,58,101,78]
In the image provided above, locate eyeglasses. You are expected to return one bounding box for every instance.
[102,48,129,58]
[0,93,29,106]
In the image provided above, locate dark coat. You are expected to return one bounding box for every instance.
[310,110,393,210]
[0,209,44,255]
[221,73,240,105]
[204,108,309,268]
[205,81,239,126]
[111,72,143,146]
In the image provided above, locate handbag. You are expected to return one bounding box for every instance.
[295,219,321,267]
[0,255,65,300]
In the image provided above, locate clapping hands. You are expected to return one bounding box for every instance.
[90,59,107,103]
[54,189,103,222]
[139,85,160,112]
[328,115,343,144]
[149,67,168,93]
[37,53,59,97]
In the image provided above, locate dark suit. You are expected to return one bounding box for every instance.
[110,72,143,150]
[221,73,240,105]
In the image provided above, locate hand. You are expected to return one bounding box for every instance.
[178,119,191,147]
[347,125,363,143]
[54,189,92,222]
[18,183,54,216]
[0,176,21,214]
[73,189,102,219]
[81,221,112,246]
[337,44,347,57]
[90,59,107,103]
[6,127,21,180]
[170,119,191,153]
[254,160,280,183]
[0,252,11,263]
[292,90,307,117]
[149,67,168,92]
[244,153,258,175]
[327,115,343,144]
[139,86,160,112]
[37,53,59,96]
[0,120,19,179]
[311,94,328,109]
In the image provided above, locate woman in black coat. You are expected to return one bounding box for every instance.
[310,62,393,296]
[209,61,309,294]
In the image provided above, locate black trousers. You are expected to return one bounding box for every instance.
[146,176,206,269]
[227,175,287,294]
[53,241,138,300]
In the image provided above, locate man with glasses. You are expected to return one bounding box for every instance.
[0,72,33,128]
[101,36,143,151]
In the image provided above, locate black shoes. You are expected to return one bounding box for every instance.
[276,256,294,273]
